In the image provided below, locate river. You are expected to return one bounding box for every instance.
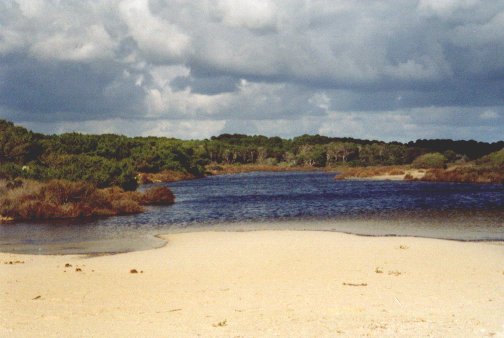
[1,171,502,254]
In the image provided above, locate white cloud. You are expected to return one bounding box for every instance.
[118,0,191,62]
[21,117,226,139]
[30,25,116,62]
[214,0,278,31]
[16,0,45,18]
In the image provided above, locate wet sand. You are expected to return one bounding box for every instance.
[1,230,504,337]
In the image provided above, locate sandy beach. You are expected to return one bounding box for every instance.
[1,230,504,337]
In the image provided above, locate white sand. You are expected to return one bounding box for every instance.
[1,230,504,337]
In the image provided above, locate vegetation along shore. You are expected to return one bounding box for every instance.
[1,119,502,221]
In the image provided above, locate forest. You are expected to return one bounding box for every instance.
[1,119,503,190]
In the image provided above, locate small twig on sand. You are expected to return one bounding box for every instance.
[342,282,367,287]
[394,296,402,306]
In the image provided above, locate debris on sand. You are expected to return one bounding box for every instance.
[213,319,227,327]
[343,282,367,287]
[3,260,24,265]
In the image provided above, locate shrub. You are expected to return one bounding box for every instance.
[476,148,504,168]
[421,167,504,184]
[42,154,138,191]
[0,179,145,220]
[141,186,175,205]
[412,153,447,169]
[0,163,22,180]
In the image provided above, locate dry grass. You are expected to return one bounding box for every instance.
[335,164,503,183]
[0,179,177,221]
[421,166,504,184]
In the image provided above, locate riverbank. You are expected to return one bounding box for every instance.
[1,230,503,337]
[335,166,426,181]
[334,164,504,183]
[206,163,327,175]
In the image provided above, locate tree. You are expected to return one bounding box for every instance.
[0,120,42,164]
[412,153,448,169]
[298,145,326,167]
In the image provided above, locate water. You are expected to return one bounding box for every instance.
[1,171,503,254]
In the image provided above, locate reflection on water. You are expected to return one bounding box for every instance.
[1,172,503,254]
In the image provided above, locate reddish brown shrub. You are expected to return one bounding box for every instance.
[0,179,146,221]
[421,167,504,184]
[141,186,175,205]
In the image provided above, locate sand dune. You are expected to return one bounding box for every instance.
[1,230,504,337]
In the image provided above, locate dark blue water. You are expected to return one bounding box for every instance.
[1,172,503,254]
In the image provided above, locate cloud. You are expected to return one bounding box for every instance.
[118,0,191,63]
[214,0,279,31]
[30,24,116,62]
[21,117,226,139]
[0,0,503,141]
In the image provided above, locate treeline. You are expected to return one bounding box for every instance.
[0,120,204,190]
[204,133,502,168]
[1,119,503,190]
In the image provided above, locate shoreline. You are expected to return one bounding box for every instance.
[2,212,504,255]
[1,230,503,337]
[3,166,501,224]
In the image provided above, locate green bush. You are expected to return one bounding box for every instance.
[42,154,138,191]
[412,153,448,169]
[476,148,504,167]
[0,163,23,179]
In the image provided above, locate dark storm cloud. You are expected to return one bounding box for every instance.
[0,0,503,141]
[0,54,145,121]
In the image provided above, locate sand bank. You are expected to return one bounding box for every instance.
[339,168,426,181]
[1,230,503,337]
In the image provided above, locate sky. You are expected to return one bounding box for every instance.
[0,0,503,142]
